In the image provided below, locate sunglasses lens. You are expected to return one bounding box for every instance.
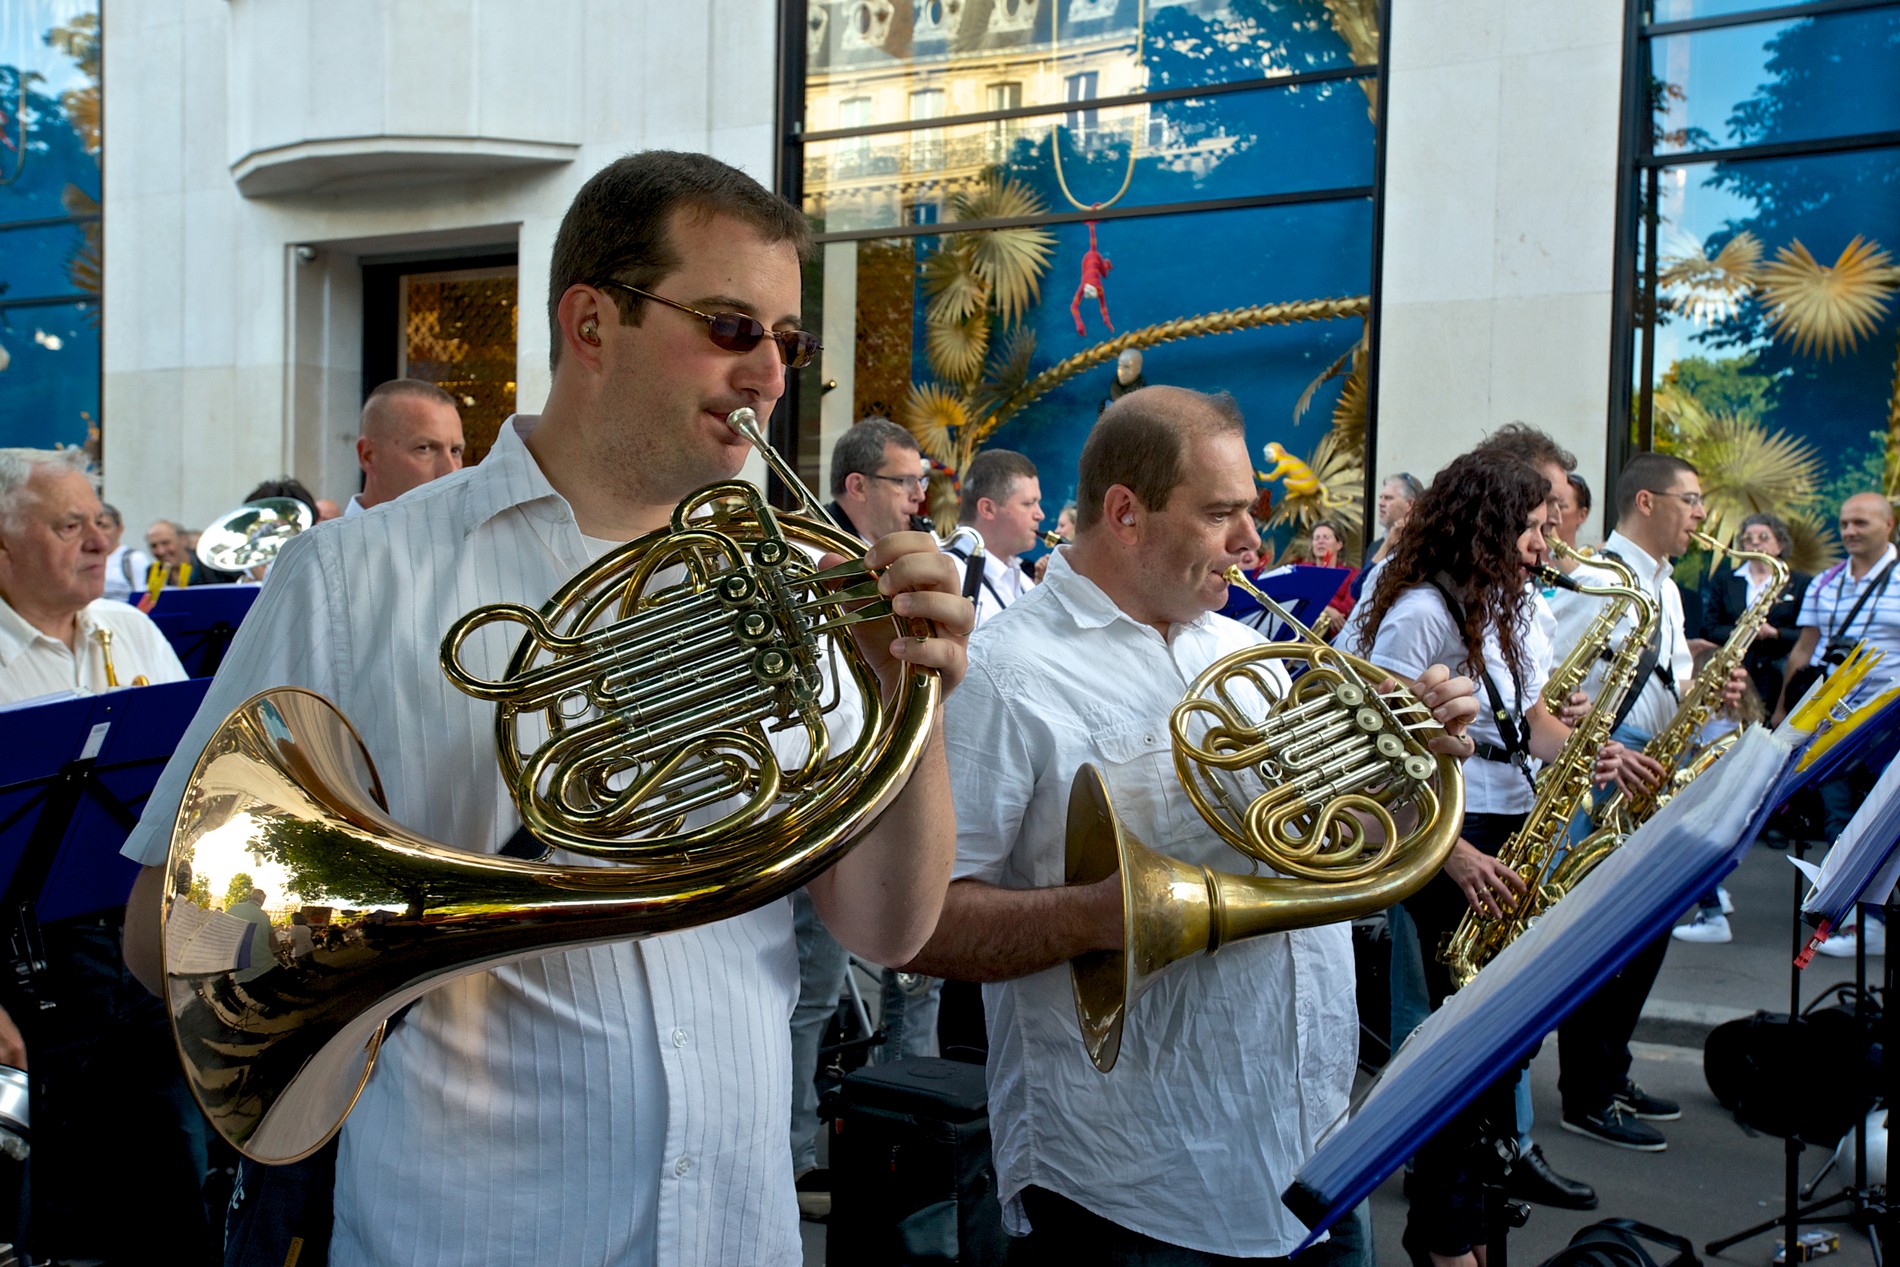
[707,312,765,354]
[779,332,820,369]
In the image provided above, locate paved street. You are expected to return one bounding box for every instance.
[805,838,1887,1266]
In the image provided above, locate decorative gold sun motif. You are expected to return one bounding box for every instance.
[900,383,967,470]
[1758,236,1899,359]
[1658,231,1763,326]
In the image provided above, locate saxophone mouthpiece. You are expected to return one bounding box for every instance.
[1039,530,1070,549]
[1530,563,1582,593]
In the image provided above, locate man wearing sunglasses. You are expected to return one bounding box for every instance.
[119,150,973,1267]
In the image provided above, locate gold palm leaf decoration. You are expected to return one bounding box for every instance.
[1658,230,1762,326]
[1784,509,1841,576]
[1758,236,1899,359]
[1328,340,1369,455]
[1320,0,1381,118]
[926,308,990,391]
[950,178,1056,328]
[901,383,967,469]
[921,248,986,326]
[1677,410,1822,549]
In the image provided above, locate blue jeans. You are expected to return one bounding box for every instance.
[790,889,850,1173]
[875,969,942,1062]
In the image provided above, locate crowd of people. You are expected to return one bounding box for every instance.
[0,147,1892,1267]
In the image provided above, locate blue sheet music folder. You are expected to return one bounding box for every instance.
[0,679,211,924]
[1221,566,1347,636]
[149,583,259,677]
[1284,726,1792,1246]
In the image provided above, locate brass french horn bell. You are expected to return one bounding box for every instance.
[195,497,314,574]
[1066,567,1464,1072]
[163,408,941,1162]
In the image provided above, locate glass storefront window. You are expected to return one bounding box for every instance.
[1651,6,1900,156]
[0,2,101,454]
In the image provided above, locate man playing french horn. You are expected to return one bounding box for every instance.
[902,386,1482,1263]
[118,151,974,1267]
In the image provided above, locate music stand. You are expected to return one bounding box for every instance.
[1221,566,1348,638]
[0,681,211,1009]
[148,584,259,678]
[1285,726,1792,1252]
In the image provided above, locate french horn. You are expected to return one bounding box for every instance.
[1067,568,1464,1072]
[162,409,941,1162]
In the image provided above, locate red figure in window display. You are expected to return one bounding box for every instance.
[1071,219,1114,336]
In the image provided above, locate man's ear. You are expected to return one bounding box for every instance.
[1104,486,1141,540]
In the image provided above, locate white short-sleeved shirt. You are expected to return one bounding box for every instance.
[0,596,188,704]
[1546,531,1691,739]
[945,551,1356,1258]
[1796,543,1900,698]
[120,416,829,1267]
[1340,584,1548,815]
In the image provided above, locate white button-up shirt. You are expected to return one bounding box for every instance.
[0,596,187,704]
[121,416,819,1267]
[945,551,1356,1258]
[1340,585,1548,816]
[1547,531,1691,740]
[1797,543,1900,697]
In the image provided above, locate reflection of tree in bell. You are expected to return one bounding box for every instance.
[221,871,255,911]
[251,817,434,914]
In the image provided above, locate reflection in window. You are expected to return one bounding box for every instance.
[910,88,946,171]
[1064,70,1100,144]
[987,82,1023,161]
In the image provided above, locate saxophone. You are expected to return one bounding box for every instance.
[1442,565,1659,988]
[1540,540,1642,714]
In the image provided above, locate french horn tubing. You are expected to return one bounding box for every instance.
[162,408,941,1162]
[1067,567,1464,1072]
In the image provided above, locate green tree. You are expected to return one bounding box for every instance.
[1819,431,1889,517]
[1659,353,1777,426]
[222,871,256,911]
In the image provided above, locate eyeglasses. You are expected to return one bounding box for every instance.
[866,473,926,493]
[595,280,821,369]
[1652,490,1705,509]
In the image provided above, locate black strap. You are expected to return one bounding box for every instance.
[1429,579,1535,792]
[947,544,1001,608]
[1823,556,1898,654]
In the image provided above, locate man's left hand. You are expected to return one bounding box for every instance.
[832,532,975,697]
[1721,664,1750,708]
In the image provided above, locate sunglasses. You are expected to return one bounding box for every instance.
[596,280,821,369]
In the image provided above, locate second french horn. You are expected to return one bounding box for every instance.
[1067,568,1464,1072]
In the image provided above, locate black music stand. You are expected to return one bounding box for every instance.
[1285,726,1792,1251]
[148,584,259,678]
[0,681,211,1010]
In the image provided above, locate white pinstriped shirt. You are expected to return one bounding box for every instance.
[122,416,820,1266]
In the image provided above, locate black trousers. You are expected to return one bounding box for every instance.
[1401,810,1525,1259]
[1010,1186,1300,1266]
[1556,930,1670,1118]
[16,915,217,1265]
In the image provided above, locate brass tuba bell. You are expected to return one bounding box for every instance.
[194,497,314,574]
[1067,568,1464,1072]
[162,409,941,1162]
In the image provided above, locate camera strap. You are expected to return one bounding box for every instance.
[1823,557,1897,658]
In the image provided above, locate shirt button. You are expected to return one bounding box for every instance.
[1143,734,1156,745]
[672,1028,689,1047]
[674,1156,691,1177]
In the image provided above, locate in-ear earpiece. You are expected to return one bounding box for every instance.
[580,319,600,344]
[1121,514,1135,525]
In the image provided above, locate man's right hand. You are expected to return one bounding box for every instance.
[0,1004,26,1070]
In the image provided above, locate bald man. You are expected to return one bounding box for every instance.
[347,378,467,516]
[1782,492,1900,957]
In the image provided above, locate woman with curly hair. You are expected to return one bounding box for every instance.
[1339,450,1655,1267]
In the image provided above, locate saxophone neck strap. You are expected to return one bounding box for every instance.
[1429,578,1536,792]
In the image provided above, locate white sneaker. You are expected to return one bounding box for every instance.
[1816,922,1886,957]
[1672,911,1731,944]
[1718,887,1734,915]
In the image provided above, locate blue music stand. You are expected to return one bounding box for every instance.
[1284,727,1792,1247]
[0,681,212,999]
[148,584,259,677]
[1221,566,1348,638]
